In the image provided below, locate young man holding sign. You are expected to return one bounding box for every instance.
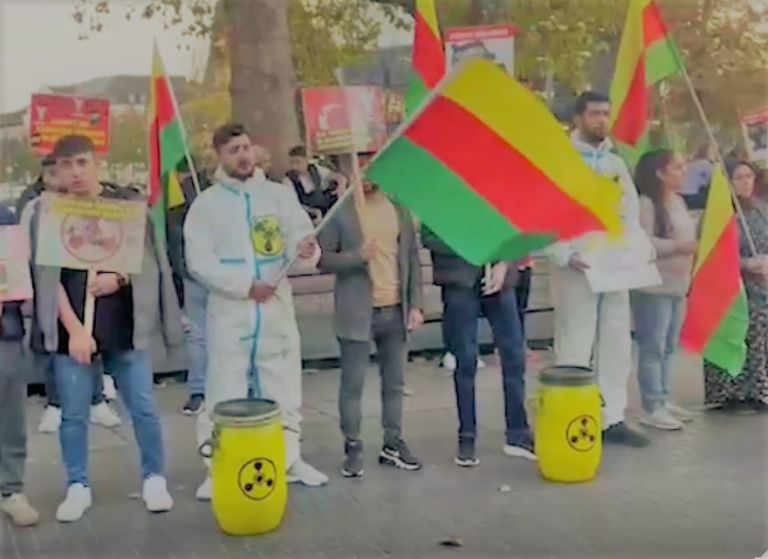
[30,135,184,522]
[185,124,327,499]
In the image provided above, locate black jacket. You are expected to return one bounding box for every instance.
[285,165,338,215]
[166,171,212,281]
[421,226,517,291]
[0,203,25,341]
[16,179,47,217]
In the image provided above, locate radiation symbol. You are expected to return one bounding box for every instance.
[566,415,598,452]
[251,215,285,257]
[238,458,278,501]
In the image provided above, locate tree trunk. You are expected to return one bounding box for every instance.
[227,0,299,174]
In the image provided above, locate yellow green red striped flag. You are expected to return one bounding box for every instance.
[366,59,623,265]
[609,0,682,160]
[680,167,748,376]
[405,0,445,115]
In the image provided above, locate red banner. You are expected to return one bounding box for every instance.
[301,86,386,155]
[29,94,111,155]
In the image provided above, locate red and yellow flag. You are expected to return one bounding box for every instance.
[405,0,445,115]
[367,59,623,265]
[148,41,188,244]
[680,167,749,376]
[609,0,681,158]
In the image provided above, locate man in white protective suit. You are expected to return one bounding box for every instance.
[185,124,329,499]
[548,91,650,448]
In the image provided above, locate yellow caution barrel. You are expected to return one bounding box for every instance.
[535,366,602,483]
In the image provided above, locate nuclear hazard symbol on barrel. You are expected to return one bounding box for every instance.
[566,415,598,452]
[238,458,278,501]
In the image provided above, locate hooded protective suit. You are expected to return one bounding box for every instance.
[184,167,319,471]
[547,133,644,428]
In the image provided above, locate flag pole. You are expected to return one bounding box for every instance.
[676,63,758,256]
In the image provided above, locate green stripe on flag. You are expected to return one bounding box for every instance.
[366,137,554,264]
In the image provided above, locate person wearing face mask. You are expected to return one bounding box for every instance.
[704,161,768,412]
[184,124,328,499]
[631,150,697,431]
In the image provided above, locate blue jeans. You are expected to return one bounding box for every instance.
[631,292,685,413]
[183,278,208,397]
[442,286,529,442]
[54,350,165,486]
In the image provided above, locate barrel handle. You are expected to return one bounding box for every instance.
[199,439,214,458]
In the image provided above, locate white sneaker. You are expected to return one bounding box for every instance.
[196,476,212,501]
[639,408,684,431]
[56,483,92,523]
[2,493,39,527]
[666,403,694,422]
[442,353,485,371]
[286,460,329,487]
[142,475,173,513]
[38,405,62,433]
[90,402,122,428]
[102,374,117,401]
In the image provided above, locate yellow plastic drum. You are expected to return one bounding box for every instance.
[535,366,602,483]
[201,399,287,536]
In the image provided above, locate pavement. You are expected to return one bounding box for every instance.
[2,350,767,559]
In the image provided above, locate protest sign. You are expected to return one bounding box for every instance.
[445,25,517,76]
[302,86,387,155]
[0,226,32,302]
[35,193,147,274]
[740,107,768,168]
[29,94,111,155]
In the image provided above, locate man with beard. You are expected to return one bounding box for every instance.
[547,91,649,447]
[185,124,328,499]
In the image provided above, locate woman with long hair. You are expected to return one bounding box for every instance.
[704,161,768,411]
[631,149,697,430]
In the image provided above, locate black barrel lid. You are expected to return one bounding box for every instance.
[539,366,596,386]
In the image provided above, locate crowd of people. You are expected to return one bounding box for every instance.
[0,90,766,530]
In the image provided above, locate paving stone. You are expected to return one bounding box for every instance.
[1,352,766,559]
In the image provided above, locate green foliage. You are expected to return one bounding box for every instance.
[107,108,147,166]
[0,139,41,183]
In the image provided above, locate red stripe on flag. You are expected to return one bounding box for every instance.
[611,61,648,147]
[680,219,742,351]
[643,2,668,47]
[413,11,445,89]
[152,76,178,131]
[404,96,605,237]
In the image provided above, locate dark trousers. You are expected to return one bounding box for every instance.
[338,306,407,448]
[0,341,27,495]
[442,286,529,442]
[515,267,532,341]
[43,353,104,408]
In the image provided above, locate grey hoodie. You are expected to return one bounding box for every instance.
[26,189,184,354]
[547,132,644,267]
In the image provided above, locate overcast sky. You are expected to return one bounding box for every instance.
[0,0,410,115]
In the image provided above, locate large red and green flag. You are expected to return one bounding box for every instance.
[609,0,682,162]
[148,41,188,244]
[680,167,749,376]
[365,59,623,265]
[405,0,445,116]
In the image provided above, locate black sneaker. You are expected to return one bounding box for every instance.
[182,394,205,416]
[503,432,537,461]
[602,422,650,447]
[379,440,422,471]
[454,437,479,467]
[342,439,364,478]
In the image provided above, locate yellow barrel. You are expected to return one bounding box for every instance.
[203,399,287,536]
[535,366,602,483]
